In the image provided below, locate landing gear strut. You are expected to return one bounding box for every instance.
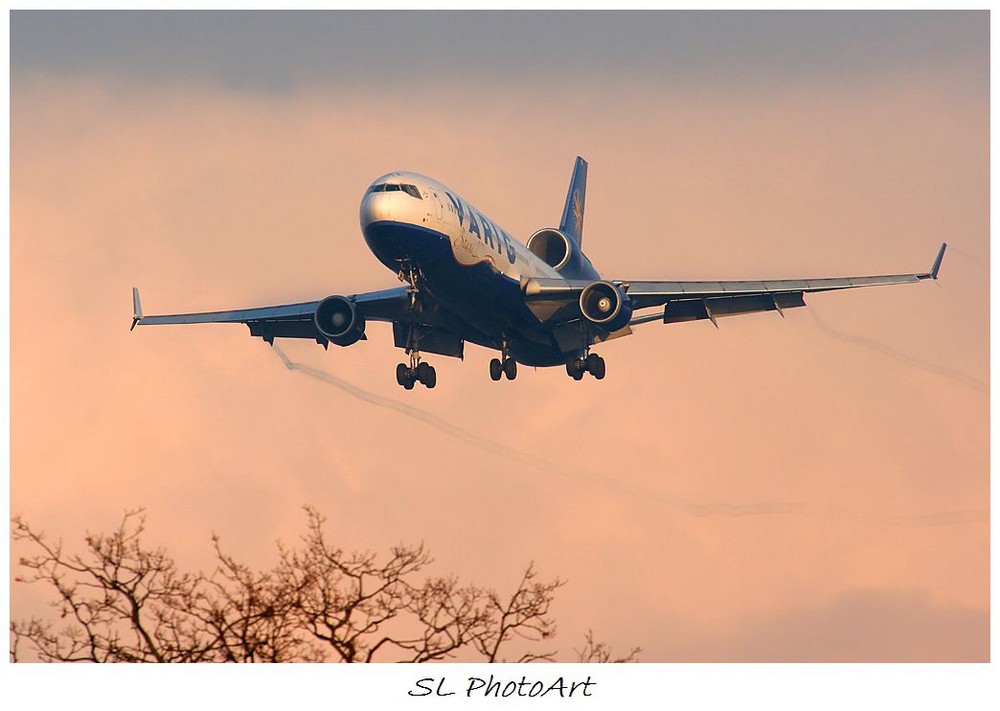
[566,352,606,381]
[396,351,436,389]
[489,339,517,381]
[397,260,423,310]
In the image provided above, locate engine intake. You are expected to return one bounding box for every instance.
[526,228,571,270]
[579,281,633,332]
[314,295,366,347]
[526,227,600,280]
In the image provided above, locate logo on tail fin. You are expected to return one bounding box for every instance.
[571,189,584,235]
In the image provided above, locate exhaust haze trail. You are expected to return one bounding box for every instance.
[273,346,987,528]
[809,309,986,395]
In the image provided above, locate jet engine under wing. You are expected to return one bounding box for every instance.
[131,285,412,344]
[522,243,946,328]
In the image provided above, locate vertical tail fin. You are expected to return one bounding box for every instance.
[559,156,588,246]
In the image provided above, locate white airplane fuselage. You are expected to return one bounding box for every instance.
[359,171,577,365]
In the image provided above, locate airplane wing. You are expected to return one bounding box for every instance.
[131,286,411,344]
[523,243,946,329]
[628,242,946,326]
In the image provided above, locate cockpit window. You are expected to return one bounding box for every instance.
[368,183,422,199]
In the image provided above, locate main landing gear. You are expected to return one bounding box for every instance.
[566,352,606,381]
[396,352,436,390]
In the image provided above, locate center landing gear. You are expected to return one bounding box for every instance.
[489,356,517,381]
[566,352,606,381]
[396,352,436,390]
[489,340,517,381]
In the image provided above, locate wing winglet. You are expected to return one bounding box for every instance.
[929,242,947,280]
[131,287,143,331]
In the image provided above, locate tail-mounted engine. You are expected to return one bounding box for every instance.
[527,228,572,270]
[314,295,366,346]
[526,228,600,281]
[579,281,633,332]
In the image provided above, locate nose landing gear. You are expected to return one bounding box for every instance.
[566,352,606,381]
[396,352,436,389]
[397,260,423,311]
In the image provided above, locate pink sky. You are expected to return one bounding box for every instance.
[10,66,987,661]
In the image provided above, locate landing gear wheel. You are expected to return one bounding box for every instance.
[503,358,517,380]
[489,358,503,381]
[592,359,606,380]
[586,354,606,380]
[566,361,585,381]
[397,362,431,389]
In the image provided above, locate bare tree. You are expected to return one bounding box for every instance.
[575,629,641,663]
[11,507,638,663]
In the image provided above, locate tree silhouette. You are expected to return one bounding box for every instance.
[11,507,639,663]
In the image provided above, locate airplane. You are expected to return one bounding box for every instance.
[132,157,946,390]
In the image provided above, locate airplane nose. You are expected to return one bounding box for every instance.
[359,192,387,228]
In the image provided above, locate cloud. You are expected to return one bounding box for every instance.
[722,588,989,662]
[11,11,987,96]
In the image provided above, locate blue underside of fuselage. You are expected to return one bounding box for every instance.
[362,220,569,366]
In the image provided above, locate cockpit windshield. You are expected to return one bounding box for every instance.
[368,183,422,199]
